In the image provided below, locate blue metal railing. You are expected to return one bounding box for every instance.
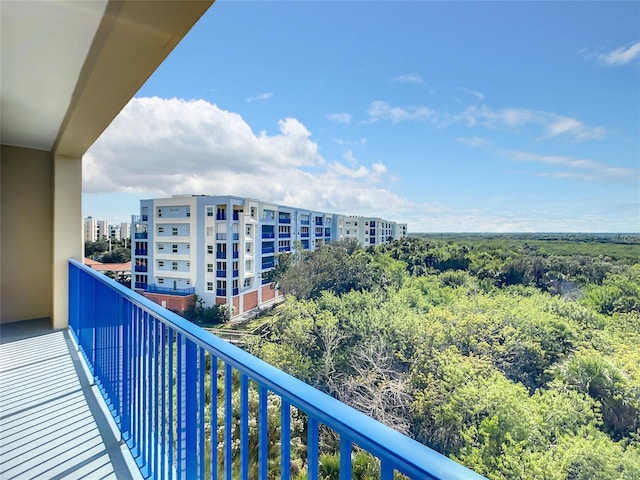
[135,232,148,239]
[69,259,484,480]
[146,284,195,296]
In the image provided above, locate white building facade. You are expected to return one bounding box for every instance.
[132,195,406,316]
[84,217,108,243]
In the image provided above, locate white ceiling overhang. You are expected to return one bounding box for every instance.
[1,0,108,151]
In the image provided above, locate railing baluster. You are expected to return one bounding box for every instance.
[381,460,394,480]
[210,354,218,480]
[224,363,232,480]
[168,327,175,480]
[240,374,249,480]
[307,417,318,480]
[258,386,268,480]
[339,436,352,480]
[199,347,206,480]
[185,338,197,477]
[281,399,291,480]
[177,333,185,478]
[153,317,160,474]
[161,322,167,480]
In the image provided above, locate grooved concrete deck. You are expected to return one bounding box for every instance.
[0,319,139,480]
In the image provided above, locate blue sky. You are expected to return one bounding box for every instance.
[84,1,639,232]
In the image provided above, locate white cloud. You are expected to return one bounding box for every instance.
[389,74,424,84]
[597,41,640,66]
[326,112,352,124]
[456,86,485,102]
[84,97,406,218]
[367,100,434,123]
[246,92,273,103]
[506,150,639,182]
[457,136,491,148]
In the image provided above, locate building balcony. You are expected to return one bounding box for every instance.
[134,282,147,290]
[301,220,310,225]
[279,246,291,252]
[216,288,227,296]
[216,213,226,221]
[216,270,227,277]
[134,249,147,256]
[261,232,275,239]
[315,220,323,225]
[233,270,239,278]
[278,217,291,224]
[233,212,240,221]
[134,265,147,272]
[279,233,291,239]
[0,261,484,480]
[232,251,239,259]
[262,246,275,254]
[145,283,195,296]
[301,233,309,238]
[232,233,239,240]
[261,261,275,269]
[134,232,148,239]
[216,251,227,259]
[232,288,239,296]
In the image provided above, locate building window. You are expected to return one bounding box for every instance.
[172,227,178,236]
[158,226,164,233]
[172,262,178,271]
[250,207,256,218]
[207,282,213,291]
[207,207,213,217]
[186,280,190,285]
[207,226,213,236]
[244,278,251,287]
[217,261,226,271]
[158,278,164,284]
[186,261,190,268]
[159,244,164,251]
[172,244,178,253]
[207,245,213,254]
[207,263,213,273]
[158,261,164,267]
[157,208,162,217]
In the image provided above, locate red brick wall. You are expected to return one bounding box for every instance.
[215,297,226,305]
[142,293,194,313]
[243,291,258,312]
[261,284,275,301]
[232,296,240,314]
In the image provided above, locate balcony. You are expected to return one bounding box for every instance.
[216,270,227,277]
[261,232,275,239]
[279,233,291,239]
[145,284,195,296]
[134,282,148,290]
[134,249,147,256]
[233,212,240,221]
[134,232,148,239]
[1,261,484,480]
[216,288,227,296]
[278,217,291,224]
[301,220,310,225]
[232,288,239,296]
[232,251,239,259]
[233,270,239,278]
[301,233,309,238]
[262,261,275,269]
[279,246,291,252]
[134,265,147,272]
[262,246,275,254]
[216,251,227,259]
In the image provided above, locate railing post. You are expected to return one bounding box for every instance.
[185,339,198,478]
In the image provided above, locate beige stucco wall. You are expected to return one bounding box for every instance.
[0,145,53,323]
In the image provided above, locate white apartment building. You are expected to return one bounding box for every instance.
[341,216,408,247]
[83,217,108,243]
[132,195,407,316]
[109,222,131,241]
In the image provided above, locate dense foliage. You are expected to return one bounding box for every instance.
[252,235,640,479]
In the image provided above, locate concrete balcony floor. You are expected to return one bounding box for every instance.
[0,319,139,479]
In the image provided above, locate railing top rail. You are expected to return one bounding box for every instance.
[69,259,484,480]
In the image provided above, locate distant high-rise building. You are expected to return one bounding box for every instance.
[84,217,108,243]
[131,195,407,317]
